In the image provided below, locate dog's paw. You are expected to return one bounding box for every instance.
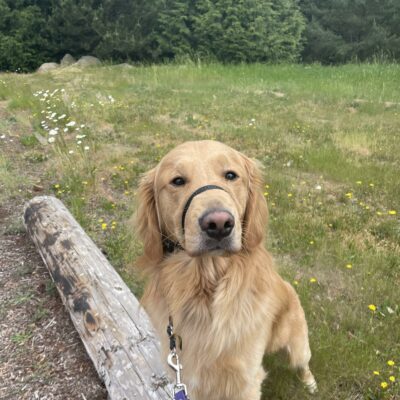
[305,379,318,394]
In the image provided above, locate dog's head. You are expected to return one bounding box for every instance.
[136,140,268,263]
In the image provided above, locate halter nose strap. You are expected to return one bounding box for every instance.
[181,185,226,232]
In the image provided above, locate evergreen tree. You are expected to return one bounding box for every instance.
[300,0,400,63]
[47,0,100,60]
[0,1,50,71]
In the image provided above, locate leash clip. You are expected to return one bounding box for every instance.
[167,317,189,400]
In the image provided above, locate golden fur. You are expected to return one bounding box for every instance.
[136,140,317,399]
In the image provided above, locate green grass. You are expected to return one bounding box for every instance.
[0,63,399,399]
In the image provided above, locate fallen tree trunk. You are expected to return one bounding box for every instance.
[24,196,171,400]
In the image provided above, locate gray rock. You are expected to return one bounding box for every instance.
[117,63,134,69]
[37,63,59,73]
[76,56,101,67]
[60,54,76,66]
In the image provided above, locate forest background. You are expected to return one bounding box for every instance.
[1,0,400,72]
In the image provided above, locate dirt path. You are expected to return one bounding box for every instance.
[0,205,108,400]
[0,98,108,399]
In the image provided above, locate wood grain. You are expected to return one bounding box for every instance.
[24,196,172,400]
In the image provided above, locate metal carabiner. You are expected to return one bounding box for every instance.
[168,352,189,399]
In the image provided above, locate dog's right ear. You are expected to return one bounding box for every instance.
[135,168,163,267]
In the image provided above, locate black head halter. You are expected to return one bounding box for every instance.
[162,184,226,253]
[181,185,226,232]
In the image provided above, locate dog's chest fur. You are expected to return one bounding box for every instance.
[142,249,281,398]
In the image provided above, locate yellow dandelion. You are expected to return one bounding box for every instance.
[54,184,60,189]
[356,180,362,185]
[309,240,314,245]
[345,192,353,198]
[310,278,317,283]
[388,210,397,215]
[124,180,128,184]
[376,211,382,216]
[293,280,299,286]
[288,193,293,198]
[369,183,375,187]
[368,304,377,312]
[387,360,395,366]
[264,192,269,197]
[265,184,270,189]
[389,376,396,382]
[124,191,130,195]
[82,181,88,185]
[381,382,388,389]
[346,264,352,269]
[271,202,276,206]
[373,371,380,375]
[101,223,107,230]
[98,218,104,223]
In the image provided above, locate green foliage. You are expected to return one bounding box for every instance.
[0,1,50,71]
[153,0,305,63]
[300,0,400,63]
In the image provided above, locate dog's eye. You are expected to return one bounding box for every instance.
[171,177,186,186]
[225,171,238,181]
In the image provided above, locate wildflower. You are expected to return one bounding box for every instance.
[356,180,362,185]
[369,183,374,187]
[68,150,74,154]
[388,210,397,215]
[346,264,352,269]
[54,184,60,189]
[124,191,130,195]
[345,192,353,198]
[293,280,299,286]
[49,129,58,136]
[84,146,89,151]
[80,124,85,128]
[66,121,76,127]
[381,382,388,389]
[309,240,314,245]
[387,360,395,366]
[389,376,395,382]
[263,192,269,197]
[58,114,66,120]
[101,223,107,230]
[288,193,293,197]
[373,371,380,375]
[368,304,377,312]
[98,218,104,223]
[309,278,317,283]
[82,181,88,185]
[48,137,55,143]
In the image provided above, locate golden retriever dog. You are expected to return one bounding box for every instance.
[136,140,317,399]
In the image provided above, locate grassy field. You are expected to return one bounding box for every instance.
[0,63,399,399]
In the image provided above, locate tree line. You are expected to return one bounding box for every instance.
[1,0,399,72]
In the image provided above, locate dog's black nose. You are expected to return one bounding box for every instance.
[199,210,234,241]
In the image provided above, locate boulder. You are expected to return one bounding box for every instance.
[37,62,59,73]
[60,53,76,66]
[76,56,101,67]
[117,63,134,69]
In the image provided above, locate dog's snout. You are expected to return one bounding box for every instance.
[199,210,235,241]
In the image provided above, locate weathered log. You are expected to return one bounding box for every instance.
[24,196,172,400]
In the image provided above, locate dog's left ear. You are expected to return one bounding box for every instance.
[242,155,268,250]
[135,167,164,268]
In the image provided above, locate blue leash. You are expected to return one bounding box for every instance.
[167,317,189,400]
